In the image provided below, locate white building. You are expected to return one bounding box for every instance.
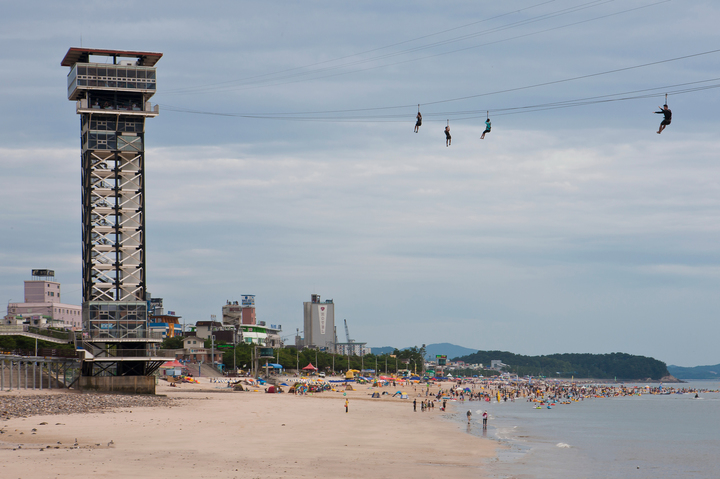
[302,294,335,349]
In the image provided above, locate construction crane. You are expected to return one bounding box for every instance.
[344,319,354,343]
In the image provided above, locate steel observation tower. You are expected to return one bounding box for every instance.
[62,48,164,379]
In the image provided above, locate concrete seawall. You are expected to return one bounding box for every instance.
[79,376,156,394]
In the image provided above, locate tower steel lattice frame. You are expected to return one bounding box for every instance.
[63,48,165,377]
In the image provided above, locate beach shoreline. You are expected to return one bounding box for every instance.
[0,378,497,478]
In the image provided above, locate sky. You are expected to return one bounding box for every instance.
[1,0,719,367]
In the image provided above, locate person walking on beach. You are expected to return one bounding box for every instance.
[467,410,472,423]
[482,410,488,429]
[413,398,417,412]
[443,400,447,411]
[345,398,349,413]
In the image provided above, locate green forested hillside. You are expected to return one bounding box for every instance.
[455,350,669,380]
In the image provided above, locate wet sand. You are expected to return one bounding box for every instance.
[0,378,496,478]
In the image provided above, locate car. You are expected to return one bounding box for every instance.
[318,372,326,378]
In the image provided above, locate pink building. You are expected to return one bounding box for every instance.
[5,272,82,330]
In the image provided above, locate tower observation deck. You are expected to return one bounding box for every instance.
[62,48,164,379]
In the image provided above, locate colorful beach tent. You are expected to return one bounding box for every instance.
[302,363,318,370]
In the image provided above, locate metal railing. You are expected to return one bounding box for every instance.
[91,349,161,358]
[28,326,72,341]
[0,348,79,359]
[154,349,182,358]
[0,325,74,342]
[85,330,163,341]
[0,325,25,333]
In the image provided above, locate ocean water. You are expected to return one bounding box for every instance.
[451,380,720,478]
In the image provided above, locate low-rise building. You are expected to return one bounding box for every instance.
[148,313,182,338]
[158,336,223,366]
[333,342,369,356]
[194,320,224,339]
[222,295,256,327]
[240,323,283,347]
[4,270,81,330]
[148,297,182,338]
[490,359,508,370]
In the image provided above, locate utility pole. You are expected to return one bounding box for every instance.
[211,334,215,372]
[296,328,300,374]
[233,325,237,374]
[210,314,216,372]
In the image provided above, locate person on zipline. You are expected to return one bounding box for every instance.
[481,117,491,139]
[655,104,672,134]
[445,125,451,146]
[415,111,422,133]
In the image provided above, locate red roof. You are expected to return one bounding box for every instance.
[61,47,163,67]
[161,360,184,368]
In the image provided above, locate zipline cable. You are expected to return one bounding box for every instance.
[159,48,720,118]
[160,77,720,123]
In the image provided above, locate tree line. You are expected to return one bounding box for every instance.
[455,350,669,380]
[160,337,430,375]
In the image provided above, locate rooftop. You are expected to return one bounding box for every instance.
[61,47,163,67]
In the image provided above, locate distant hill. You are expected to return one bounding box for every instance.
[371,346,395,355]
[370,343,477,359]
[668,364,720,380]
[455,350,669,381]
[425,343,478,360]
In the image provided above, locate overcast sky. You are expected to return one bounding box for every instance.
[1,0,719,367]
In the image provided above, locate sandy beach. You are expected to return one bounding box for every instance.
[0,378,496,478]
